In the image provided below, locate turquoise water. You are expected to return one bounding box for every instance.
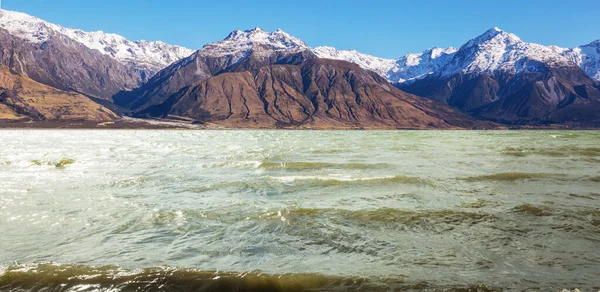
[0,130,599,291]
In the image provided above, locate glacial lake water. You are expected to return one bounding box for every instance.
[0,130,599,291]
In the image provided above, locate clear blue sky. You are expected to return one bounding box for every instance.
[3,0,599,58]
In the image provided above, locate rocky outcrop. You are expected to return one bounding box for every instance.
[0,65,119,121]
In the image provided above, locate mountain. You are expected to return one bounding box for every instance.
[117,28,491,129]
[558,40,600,81]
[313,46,458,84]
[312,46,396,77]
[312,31,600,86]
[113,27,314,111]
[394,28,600,126]
[318,28,600,126]
[0,65,118,121]
[0,9,193,99]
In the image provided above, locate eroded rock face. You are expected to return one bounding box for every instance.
[137,59,491,129]
[0,65,119,121]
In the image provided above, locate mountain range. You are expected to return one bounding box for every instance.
[0,9,598,128]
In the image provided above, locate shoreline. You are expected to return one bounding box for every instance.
[0,117,598,130]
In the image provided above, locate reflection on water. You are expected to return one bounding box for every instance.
[0,130,599,291]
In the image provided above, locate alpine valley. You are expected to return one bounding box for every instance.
[1,9,599,128]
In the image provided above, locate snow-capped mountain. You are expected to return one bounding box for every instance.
[200,27,309,62]
[389,47,458,83]
[0,9,194,73]
[557,40,600,81]
[312,27,600,84]
[312,46,396,77]
[314,46,459,84]
[393,27,600,125]
[114,27,315,111]
[115,28,488,129]
[439,27,573,77]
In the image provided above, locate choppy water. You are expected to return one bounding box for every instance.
[0,130,599,291]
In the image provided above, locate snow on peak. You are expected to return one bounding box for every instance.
[312,46,396,77]
[312,45,459,84]
[312,27,592,84]
[0,9,54,42]
[0,9,194,73]
[389,47,458,83]
[560,40,600,81]
[462,27,521,50]
[201,28,309,62]
[441,27,572,77]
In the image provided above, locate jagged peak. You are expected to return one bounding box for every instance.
[463,27,522,49]
[421,47,458,58]
[205,27,309,58]
[247,26,265,33]
[221,27,305,46]
[195,27,312,67]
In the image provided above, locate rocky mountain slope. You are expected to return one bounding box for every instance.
[117,28,491,129]
[0,65,118,121]
[0,9,193,99]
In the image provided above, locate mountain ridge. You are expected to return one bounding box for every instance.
[1,9,598,128]
[0,9,194,74]
[315,27,600,83]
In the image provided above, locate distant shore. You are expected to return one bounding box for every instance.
[1,117,598,130]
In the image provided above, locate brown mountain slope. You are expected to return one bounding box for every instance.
[113,47,314,113]
[0,65,119,121]
[139,59,493,129]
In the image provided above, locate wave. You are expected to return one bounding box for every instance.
[190,175,431,194]
[501,147,566,157]
[257,161,388,170]
[589,176,600,183]
[207,161,389,171]
[501,146,600,157]
[458,200,505,209]
[464,172,600,183]
[142,207,495,229]
[462,172,560,182]
[294,207,496,226]
[0,264,499,292]
[511,204,554,217]
[269,175,430,186]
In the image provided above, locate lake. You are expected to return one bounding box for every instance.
[0,130,599,291]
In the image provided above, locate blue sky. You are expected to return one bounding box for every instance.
[3,0,600,58]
